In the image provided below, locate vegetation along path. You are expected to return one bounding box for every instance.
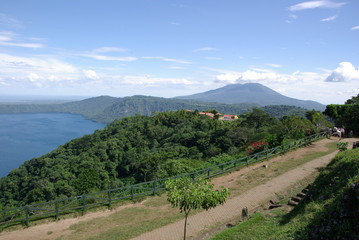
[1,137,357,240]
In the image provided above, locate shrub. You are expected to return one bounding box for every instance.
[337,142,349,151]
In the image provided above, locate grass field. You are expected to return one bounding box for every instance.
[53,141,338,240]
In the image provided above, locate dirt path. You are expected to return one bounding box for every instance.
[130,138,357,240]
[0,137,357,240]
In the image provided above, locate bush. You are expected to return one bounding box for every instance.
[337,142,349,151]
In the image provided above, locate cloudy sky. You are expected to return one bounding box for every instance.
[0,0,358,104]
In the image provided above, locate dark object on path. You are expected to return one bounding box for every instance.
[241,207,249,220]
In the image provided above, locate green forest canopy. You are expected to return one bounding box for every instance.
[324,94,359,135]
[0,108,330,208]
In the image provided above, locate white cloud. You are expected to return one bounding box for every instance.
[83,70,99,80]
[325,62,359,82]
[215,70,297,84]
[169,66,185,70]
[0,31,13,41]
[0,53,78,87]
[351,25,359,30]
[267,63,282,68]
[0,31,44,48]
[289,1,346,11]
[27,73,42,82]
[193,47,217,52]
[320,15,337,22]
[0,41,44,48]
[286,13,298,23]
[0,13,22,28]
[289,14,298,19]
[142,56,191,64]
[90,55,138,61]
[77,47,136,62]
[0,53,76,73]
[122,75,193,85]
[92,47,127,53]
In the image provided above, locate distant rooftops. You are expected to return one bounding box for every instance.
[186,110,238,120]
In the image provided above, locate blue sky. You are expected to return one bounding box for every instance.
[0,0,358,104]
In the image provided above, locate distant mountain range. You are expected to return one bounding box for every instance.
[0,96,257,123]
[0,83,324,123]
[177,83,325,111]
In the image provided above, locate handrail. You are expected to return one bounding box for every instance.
[0,132,327,228]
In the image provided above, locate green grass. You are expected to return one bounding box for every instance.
[56,206,184,240]
[211,212,280,240]
[56,194,202,240]
[54,140,339,240]
[229,141,337,196]
[211,147,359,240]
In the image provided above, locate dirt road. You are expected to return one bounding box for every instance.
[1,137,356,240]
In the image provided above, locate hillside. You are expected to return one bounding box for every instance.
[0,96,118,122]
[177,83,325,111]
[0,95,310,124]
[0,109,324,207]
[2,138,355,240]
[96,95,258,122]
[211,146,359,240]
[0,95,257,123]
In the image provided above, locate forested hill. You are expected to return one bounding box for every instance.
[0,95,119,122]
[94,95,257,122]
[176,83,325,111]
[0,95,309,123]
[0,109,328,207]
[0,95,257,123]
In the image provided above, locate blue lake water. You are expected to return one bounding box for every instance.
[0,113,106,177]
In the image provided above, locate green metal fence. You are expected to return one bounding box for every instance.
[0,132,327,228]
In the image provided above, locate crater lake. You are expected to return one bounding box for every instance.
[0,113,106,177]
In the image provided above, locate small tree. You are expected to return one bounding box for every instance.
[165,177,230,240]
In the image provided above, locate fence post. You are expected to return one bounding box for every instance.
[81,195,86,216]
[55,201,59,220]
[153,181,157,196]
[131,185,134,200]
[107,190,112,209]
[190,173,195,182]
[207,168,211,178]
[24,206,29,227]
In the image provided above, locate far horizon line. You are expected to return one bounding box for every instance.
[0,81,348,105]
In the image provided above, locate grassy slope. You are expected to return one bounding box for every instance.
[211,147,359,240]
[51,141,338,240]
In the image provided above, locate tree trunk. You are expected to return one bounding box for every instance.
[184,210,190,240]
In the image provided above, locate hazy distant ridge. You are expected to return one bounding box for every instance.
[0,96,257,123]
[0,83,322,123]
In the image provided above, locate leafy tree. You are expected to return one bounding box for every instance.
[239,108,278,129]
[73,169,101,195]
[305,110,331,128]
[324,94,359,135]
[281,115,314,139]
[165,177,230,240]
[345,94,359,104]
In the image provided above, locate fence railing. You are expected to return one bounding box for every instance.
[0,132,327,228]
